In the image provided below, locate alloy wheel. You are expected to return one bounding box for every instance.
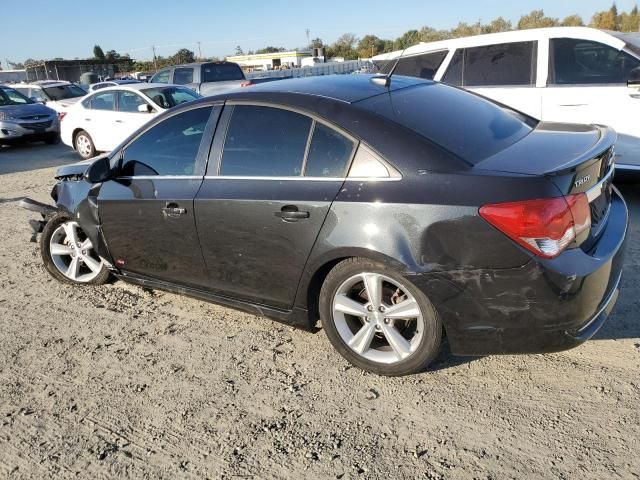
[49,221,104,282]
[75,134,92,158]
[332,272,425,364]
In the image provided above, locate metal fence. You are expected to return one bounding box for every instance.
[245,60,372,80]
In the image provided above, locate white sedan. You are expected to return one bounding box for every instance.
[61,83,202,159]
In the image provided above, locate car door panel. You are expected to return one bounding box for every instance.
[98,105,220,288]
[195,179,344,309]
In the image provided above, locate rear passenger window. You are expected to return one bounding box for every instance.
[549,38,640,85]
[173,68,194,85]
[394,51,448,79]
[220,106,312,177]
[464,42,537,86]
[120,107,212,176]
[304,123,354,177]
[90,91,116,110]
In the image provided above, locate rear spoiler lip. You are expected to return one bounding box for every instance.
[540,124,617,176]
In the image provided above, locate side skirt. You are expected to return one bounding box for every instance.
[115,271,313,330]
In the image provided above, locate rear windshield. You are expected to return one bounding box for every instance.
[43,84,87,100]
[202,63,244,82]
[356,83,537,164]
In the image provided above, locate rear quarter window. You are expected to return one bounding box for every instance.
[357,83,537,164]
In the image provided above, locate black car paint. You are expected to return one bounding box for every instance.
[44,75,626,356]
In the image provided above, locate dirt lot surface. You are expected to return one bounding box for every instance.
[1,147,639,479]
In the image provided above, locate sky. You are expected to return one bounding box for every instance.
[0,0,637,64]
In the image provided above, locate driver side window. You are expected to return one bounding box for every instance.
[120,107,213,177]
[550,38,640,85]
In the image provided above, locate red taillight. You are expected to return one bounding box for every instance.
[479,193,590,259]
[58,112,67,121]
[240,81,253,87]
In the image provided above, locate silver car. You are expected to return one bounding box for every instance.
[0,86,60,146]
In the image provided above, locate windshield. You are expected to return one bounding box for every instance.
[43,84,87,101]
[611,32,640,57]
[0,87,35,106]
[141,86,202,109]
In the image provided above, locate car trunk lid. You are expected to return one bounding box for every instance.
[475,122,617,251]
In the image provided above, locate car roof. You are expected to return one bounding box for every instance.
[18,81,74,88]
[218,74,429,104]
[167,60,240,69]
[374,26,627,60]
[88,82,182,93]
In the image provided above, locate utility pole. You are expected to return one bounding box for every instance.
[152,45,158,71]
[197,41,202,60]
[306,28,310,48]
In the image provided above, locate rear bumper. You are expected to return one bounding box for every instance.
[417,187,628,356]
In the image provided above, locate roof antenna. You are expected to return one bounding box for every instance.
[370,48,406,87]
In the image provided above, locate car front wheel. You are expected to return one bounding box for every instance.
[40,213,110,285]
[320,258,442,376]
[74,130,96,159]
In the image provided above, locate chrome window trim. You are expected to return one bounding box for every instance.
[585,166,615,203]
[115,175,203,180]
[202,175,401,182]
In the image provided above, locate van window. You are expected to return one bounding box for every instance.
[442,42,537,87]
[549,38,640,85]
[394,51,448,79]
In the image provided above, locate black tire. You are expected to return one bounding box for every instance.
[74,130,96,159]
[40,212,110,285]
[320,257,442,376]
[45,134,60,145]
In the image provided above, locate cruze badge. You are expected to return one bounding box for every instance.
[574,174,591,188]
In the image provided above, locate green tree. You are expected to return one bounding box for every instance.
[561,14,584,26]
[517,10,559,29]
[418,27,450,43]
[450,21,482,38]
[482,17,512,34]
[590,3,620,30]
[104,50,121,61]
[394,29,420,50]
[171,48,195,64]
[93,45,105,59]
[235,45,244,55]
[619,5,639,31]
[357,35,385,58]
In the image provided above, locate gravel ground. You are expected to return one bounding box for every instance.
[0,151,639,479]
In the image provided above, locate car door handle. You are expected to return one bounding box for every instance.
[84,118,91,121]
[162,202,186,218]
[115,119,124,123]
[275,205,309,222]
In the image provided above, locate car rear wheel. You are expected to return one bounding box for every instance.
[40,213,110,285]
[320,258,442,376]
[74,130,96,159]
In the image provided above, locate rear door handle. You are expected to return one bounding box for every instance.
[162,202,186,218]
[275,205,310,222]
[115,119,124,123]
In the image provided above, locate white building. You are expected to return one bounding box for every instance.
[227,50,319,71]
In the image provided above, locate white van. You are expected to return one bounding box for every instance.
[374,27,640,171]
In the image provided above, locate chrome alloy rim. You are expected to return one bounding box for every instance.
[75,134,92,158]
[332,272,425,364]
[49,221,103,282]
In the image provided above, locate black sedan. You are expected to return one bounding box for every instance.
[21,74,627,376]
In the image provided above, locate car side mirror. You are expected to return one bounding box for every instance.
[85,156,112,183]
[137,104,153,113]
[627,67,640,87]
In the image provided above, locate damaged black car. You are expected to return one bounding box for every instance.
[21,74,627,376]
